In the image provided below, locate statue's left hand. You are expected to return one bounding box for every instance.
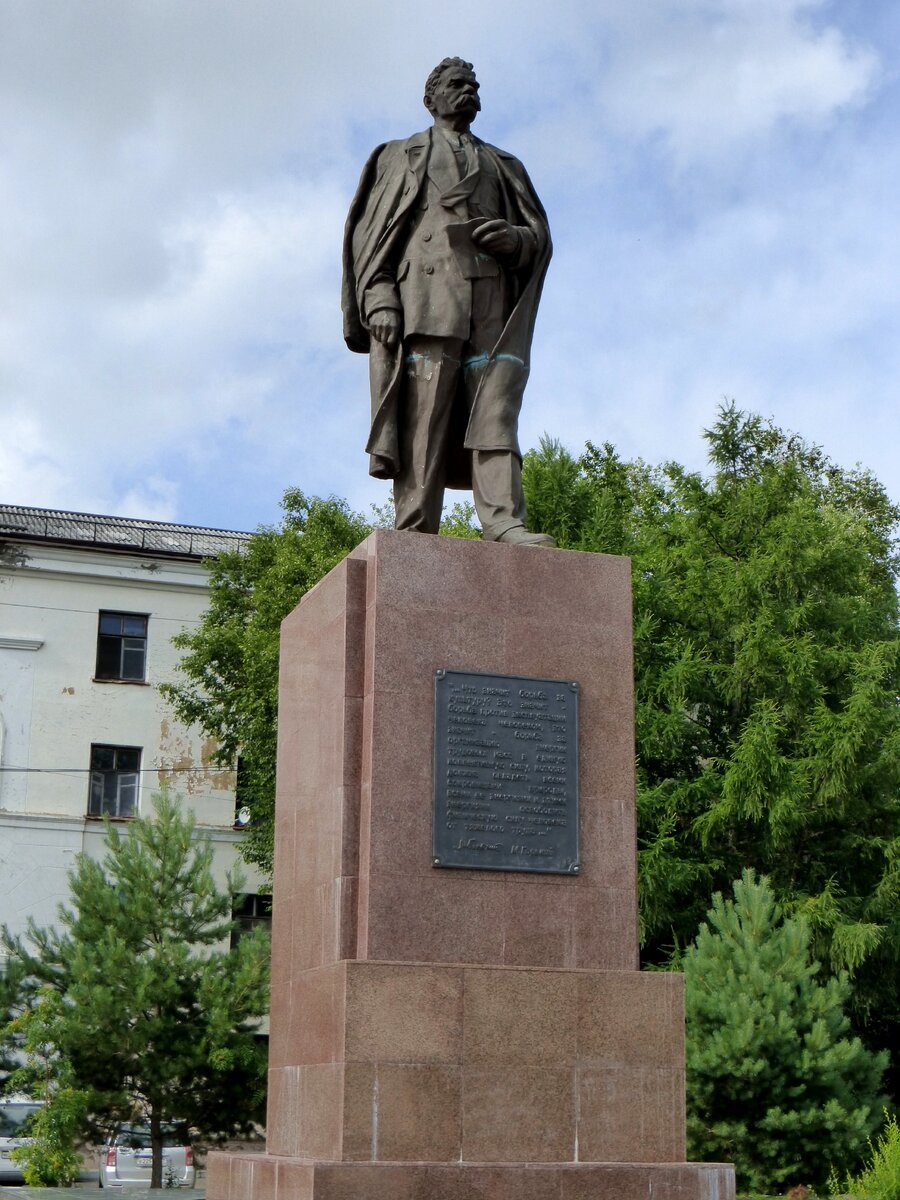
[471,219,520,256]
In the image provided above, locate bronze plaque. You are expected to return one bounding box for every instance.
[433,668,580,874]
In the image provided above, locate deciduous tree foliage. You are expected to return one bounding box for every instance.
[1,795,270,1189]
[5,988,89,1186]
[161,489,372,877]
[162,409,900,1089]
[523,405,900,1085]
[683,870,886,1192]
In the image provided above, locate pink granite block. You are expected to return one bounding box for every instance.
[574,886,639,970]
[247,1156,277,1200]
[462,967,577,1067]
[362,697,434,877]
[344,961,463,1065]
[341,560,368,689]
[286,876,355,971]
[272,812,297,903]
[579,741,636,822]
[336,873,359,962]
[269,884,292,975]
[560,1164,654,1200]
[339,1062,376,1161]
[462,1065,575,1161]
[577,972,685,1068]
[503,543,631,623]
[497,610,632,703]
[362,530,510,619]
[215,1157,735,1200]
[267,960,291,1070]
[285,964,346,1066]
[234,1156,257,1200]
[419,1164,563,1200]
[363,871,506,964]
[205,1151,232,1200]
[647,1067,688,1160]
[580,790,638,892]
[363,673,433,783]
[364,788,435,887]
[266,1064,343,1160]
[366,602,501,697]
[338,694,364,801]
[352,1063,463,1161]
[288,882,327,972]
[561,1164,653,1200]
[293,786,340,887]
[576,1066,686,1162]
[274,1161,315,1200]
[312,1163,417,1200]
[498,881,578,968]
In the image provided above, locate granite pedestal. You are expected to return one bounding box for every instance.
[207,531,734,1200]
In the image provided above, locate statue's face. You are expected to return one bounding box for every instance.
[427,67,481,122]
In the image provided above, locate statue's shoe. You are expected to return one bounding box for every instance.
[494,527,557,548]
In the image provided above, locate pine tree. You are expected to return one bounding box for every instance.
[0,954,25,1088]
[683,870,887,1192]
[2,794,270,1188]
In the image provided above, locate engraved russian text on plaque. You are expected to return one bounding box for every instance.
[433,668,580,874]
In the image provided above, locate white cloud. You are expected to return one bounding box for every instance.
[0,411,71,509]
[0,0,897,531]
[594,0,878,162]
[116,478,180,523]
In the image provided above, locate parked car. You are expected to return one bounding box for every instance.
[0,1099,43,1183]
[99,1124,195,1188]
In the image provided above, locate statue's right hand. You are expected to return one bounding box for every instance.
[369,310,402,350]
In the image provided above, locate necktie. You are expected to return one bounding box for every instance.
[440,135,481,208]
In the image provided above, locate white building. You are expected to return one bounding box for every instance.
[0,505,267,958]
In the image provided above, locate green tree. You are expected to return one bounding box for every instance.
[161,489,371,877]
[684,870,886,1192]
[5,988,89,1186]
[439,500,482,539]
[2,794,270,1189]
[524,407,900,1078]
[832,1109,900,1200]
[161,409,900,1078]
[0,955,25,1089]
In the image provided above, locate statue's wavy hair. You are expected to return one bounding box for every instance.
[424,57,475,105]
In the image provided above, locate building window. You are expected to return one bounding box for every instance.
[96,612,148,681]
[88,745,141,818]
[231,895,272,948]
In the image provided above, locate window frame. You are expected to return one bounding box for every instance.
[95,611,149,683]
[230,894,272,949]
[87,743,142,819]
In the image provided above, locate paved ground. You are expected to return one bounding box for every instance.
[0,1188,204,1199]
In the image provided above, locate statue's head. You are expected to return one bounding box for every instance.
[423,57,481,123]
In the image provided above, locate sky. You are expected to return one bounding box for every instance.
[1,0,898,534]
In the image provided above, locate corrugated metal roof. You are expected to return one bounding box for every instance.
[0,504,252,560]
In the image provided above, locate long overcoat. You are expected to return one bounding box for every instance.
[341,128,552,486]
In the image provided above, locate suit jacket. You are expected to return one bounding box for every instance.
[342,127,552,483]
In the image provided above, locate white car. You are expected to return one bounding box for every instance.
[0,1099,43,1183]
[99,1124,195,1188]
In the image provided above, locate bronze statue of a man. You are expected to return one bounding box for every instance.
[342,57,555,546]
